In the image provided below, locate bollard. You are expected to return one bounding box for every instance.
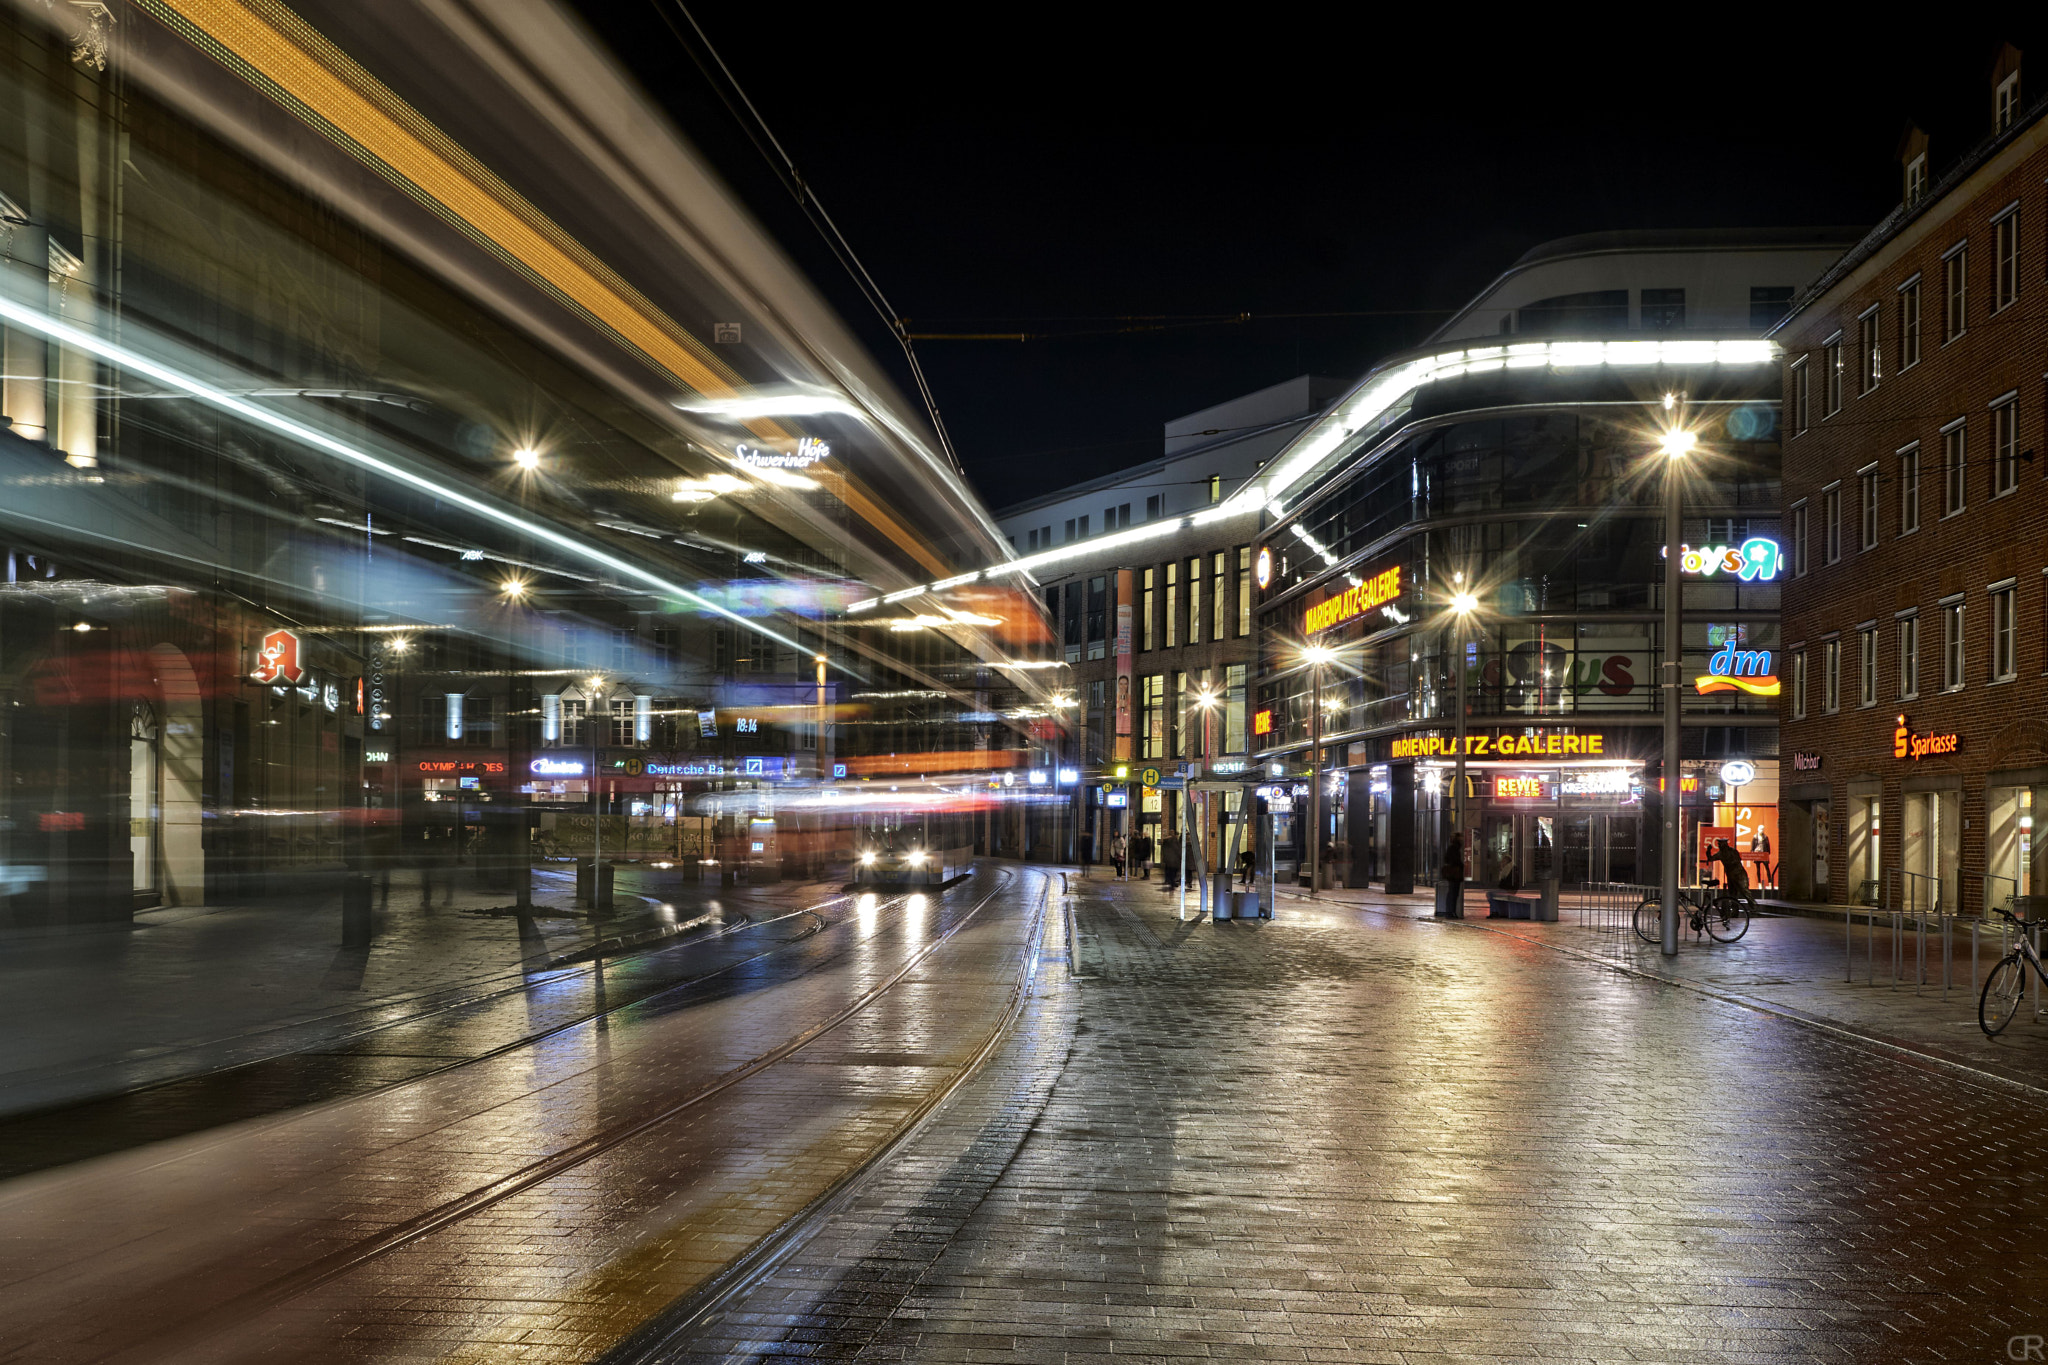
[1893,912,1903,986]
[341,873,373,947]
[1973,921,1980,1000]
[1845,907,1853,983]
[1867,908,1875,985]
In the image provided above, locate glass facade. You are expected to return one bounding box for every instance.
[1254,363,1783,893]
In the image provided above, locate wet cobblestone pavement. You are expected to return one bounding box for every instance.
[0,866,1047,1364]
[661,876,2048,1365]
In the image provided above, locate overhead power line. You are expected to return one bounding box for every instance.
[901,307,1459,342]
[648,2,964,474]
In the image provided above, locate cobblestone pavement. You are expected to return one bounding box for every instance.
[0,863,849,1122]
[0,865,1049,1364]
[660,875,2048,1365]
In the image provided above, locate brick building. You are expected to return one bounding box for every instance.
[1775,45,2048,914]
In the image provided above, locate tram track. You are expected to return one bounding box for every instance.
[80,866,1031,1365]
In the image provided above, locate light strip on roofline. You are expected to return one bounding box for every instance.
[0,292,823,658]
[843,336,1777,612]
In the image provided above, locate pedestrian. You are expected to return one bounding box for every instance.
[1134,831,1153,880]
[1110,831,1127,879]
[1237,847,1255,888]
[1439,834,1465,918]
[1159,833,1181,889]
[1713,837,1753,912]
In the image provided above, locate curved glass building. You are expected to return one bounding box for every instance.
[1248,231,1858,895]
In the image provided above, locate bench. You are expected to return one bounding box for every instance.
[1486,892,1539,920]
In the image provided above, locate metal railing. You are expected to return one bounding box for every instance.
[1839,868,2039,1009]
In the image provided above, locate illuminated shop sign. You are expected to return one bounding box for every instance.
[1893,715,1959,761]
[1303,564,1402,635]
[530,757,588,776]
[1694,642,1780,696]
[1390,731,1607,759]
[1253,708,1274,737]
[640,757,788,779]
[1719,759,1757,785]
[1494,775,1549,799]
[1677,537,1781,581]
[253,628,305,685]
[1792,751,1822,772]
[735,436,831,469]
[1254,546,1272,590]
[364,750,392,764]
[418,760,506,775]
[1559,768,1633,797]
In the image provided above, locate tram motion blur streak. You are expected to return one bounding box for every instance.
[91,870,1018,1364]
[0,283,824,661]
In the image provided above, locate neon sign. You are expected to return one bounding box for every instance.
[1303,564,1402,634]
[1390,731,1607,759]
[530,757,588,776]
[1494,775,1547,799]
[1253,708,1274,736]
[1894,715,1959,761]
[1254,546,1272,590]
[253,628,305,685]
[1679,537,1781,581]
[418,760,506,775]
[1694,642,1780,696]
[735,436,830,469]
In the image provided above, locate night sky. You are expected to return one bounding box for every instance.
[572,10,2040,512]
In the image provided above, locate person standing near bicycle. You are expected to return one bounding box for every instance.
[1712,838,1753,913]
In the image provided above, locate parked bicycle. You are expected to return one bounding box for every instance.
[1632,884,1751,944]
[1978,903,2048,1037]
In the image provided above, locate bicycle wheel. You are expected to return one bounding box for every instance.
[1633,898,1662,944]
[1980,955,2028,1037]
[1707,896,1751,943]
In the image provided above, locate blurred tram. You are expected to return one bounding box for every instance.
[853,807,975,887]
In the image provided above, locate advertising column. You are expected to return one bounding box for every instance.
[1114,568,1133,762]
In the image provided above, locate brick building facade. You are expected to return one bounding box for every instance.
[1776,48,2048,914]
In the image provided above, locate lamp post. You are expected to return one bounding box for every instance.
[1450,585,1479,913]
[1659,409,1698,957]
[1302,644,1334,898]
[1194,685,1218,912]
[502,578,532,912]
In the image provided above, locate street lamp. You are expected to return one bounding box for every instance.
[1301,643,1336,898]
[1449,583,1479,914]
[512,446,541,470]
[1193,685,1219,915]
[1658,402,1698,956]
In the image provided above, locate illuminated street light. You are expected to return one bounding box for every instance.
[1451,590,1480,615]
[501,578,528,599]
[1300,641,1340,898]
[1447,583,1481,911]
[1656,405,1698,957]
[512,447,541,470]
[1659,428,1698,459]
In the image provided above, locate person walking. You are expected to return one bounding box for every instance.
[1159,832,1181,889]
[1110,831,1127,879]
[1133,831,1153,881]
[1438,834,1466,918]
[1713,837,1753,913]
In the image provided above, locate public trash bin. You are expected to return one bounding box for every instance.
[341,874,373,947]
[576,859,615,911]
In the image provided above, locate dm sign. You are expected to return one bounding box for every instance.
[1694,642,1779,696]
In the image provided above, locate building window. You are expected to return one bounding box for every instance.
[1207,474,1222,504]
[1859,627,1878,707]
[1086,575,1107,661]
[1943,244,1967,343]
[1942,421,1967,517]
[1898,614,1919,699]
[1791,500,1809,576]
[1225,663,1248,752]
[1993,395,2020,497]
[1859,465,1880,550]
[1141,568,1156,652]
[1996,205,2022,310]
[1789,357,1809,436]
[560,697,587,747]
[1898,275,1921,369]
[1164,562,1178,649]
[1823,638,1841,713]
[1997,71,2021,132]
[1791,650,1807,721]
[1212,551,1227,642]
[1172,672,1188,758]
[1858,307,1881,393]
[1751,286,1794,330]
[1236,546,1251,636]
[1642,287,1685,329]
[1822,483,1842,564]
[1899,443,1921,533]
[1141,673,1166,759]
[1992,583,2018,682]
[1145,494,1162,521]
[1906,153,1928,205]
[1941,599,1965,691]
[1822,333,1844,416]
[1186,557,1202,646]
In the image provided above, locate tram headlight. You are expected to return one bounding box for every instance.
[907,850,926,867]
[859,850,876,865]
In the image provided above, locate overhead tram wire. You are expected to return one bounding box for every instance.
[648,2,964,475]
